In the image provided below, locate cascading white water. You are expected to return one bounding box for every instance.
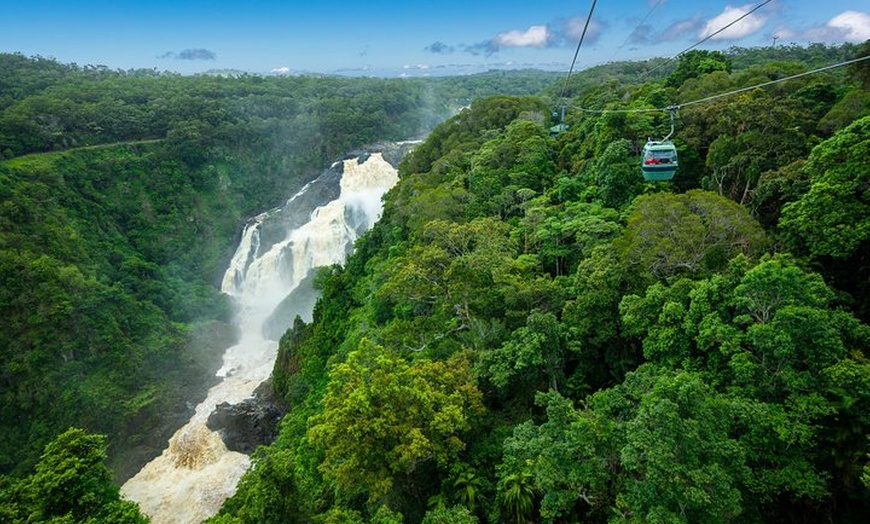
[121,152,399,524]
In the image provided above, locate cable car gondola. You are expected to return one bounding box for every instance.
[641,105,679,181]
[641,140,678,181]
[549,105,568,135]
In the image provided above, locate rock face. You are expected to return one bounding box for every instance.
[206,380,288,454]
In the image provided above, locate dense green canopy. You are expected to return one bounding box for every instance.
[1,41,869,523]
[214,43,869,524]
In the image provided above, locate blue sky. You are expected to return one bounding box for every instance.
[1,1,868,76]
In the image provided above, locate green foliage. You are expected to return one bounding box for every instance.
[666,50,732,88]
[517,200,621,277]
[399,96,549,177]
[308,340,484,505]
[0,53,560,480]
[164,44,870,522]
[605,367,746,523]
[500,391,608,522]
[818,89,870,135]
[726,42,861,72]
[466,119,556,219]
[685,90,813,202]
[590,138,646,209]
[495,469,536,524]
[206,446,304,524]
[480,310,565,392]
[618,255,870,516]
[0,143,232,476]
[615,190,768,283]
[29,429,120,521]
[370,504,405,524]
[421,504,478,524]
[7,45,870,524]
[562,244,639,391]
[314,507,364,524]
[847,40,870,89]
[779,116,870,319]
[780,115,870,259]
[0,428,147,523]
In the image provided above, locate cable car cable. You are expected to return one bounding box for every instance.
[572,55,870,115]
[558,0,599,103]
[551,0,598,134]
[557,0,776,119]
[640,0,773,80]
[604,0,666,65]
[589,54,868,181]
[678,55,870,108]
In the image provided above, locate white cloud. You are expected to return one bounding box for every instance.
[494,25,550,48]
[825,11,870,42]
[563,16,602,42]
[803,10,870,42]
[270,67,291,74]
[700,4,768,40]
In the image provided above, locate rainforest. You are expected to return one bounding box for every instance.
[0,41,869,523]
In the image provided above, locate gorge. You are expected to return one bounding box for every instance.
[120,147,408,523]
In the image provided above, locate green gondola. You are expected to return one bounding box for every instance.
[641,140,678,181]
[549,105,568,135]
[549,122,569,135]
[640,105,680,181]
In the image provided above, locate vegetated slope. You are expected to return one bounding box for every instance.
[211,43,870,524]
[0,54,561,483]
[0,428,148,523]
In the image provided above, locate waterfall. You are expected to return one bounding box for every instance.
[121,152,400,524]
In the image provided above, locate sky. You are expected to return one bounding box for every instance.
[1,0,868,76]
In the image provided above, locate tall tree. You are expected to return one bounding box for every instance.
[614,190,768,283]
[308,340,483,507]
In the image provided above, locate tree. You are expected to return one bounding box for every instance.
[500,391,610,522]
[779,115,870,260]
[500,369,748,524]
[666,50,732,88]
[846,40,870,89]
[421,504,478,524]
[699,93,811,204]
[205,447,303,524]
[376,217,518,352]
[619,255,870,520]
[451,466,484,514]
[467,119,556,219]
[779,115,870,319]
[496,470,536,524]
[307,340,484,505]
[517,200,620,277]
[1,428,148,523]
[562,244,638,391]
[602,367,746,524]
[615,190,768,283]
[480,310,565,393]
[29,428,120,521]
[591,138,645,210]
